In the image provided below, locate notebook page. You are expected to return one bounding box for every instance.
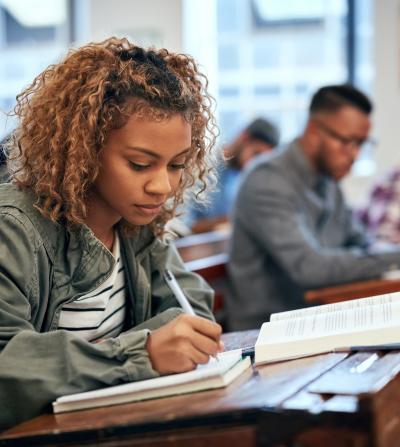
[56,351,242,404]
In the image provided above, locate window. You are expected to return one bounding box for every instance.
[216,0,351,144]
[0,0,73,140]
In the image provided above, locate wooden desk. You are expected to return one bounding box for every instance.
[305,278,400,304]
[2,330,400,447]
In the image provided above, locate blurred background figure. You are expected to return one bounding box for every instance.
[227,84,400,331]
[186,117,279,234]
[358,168,400,244]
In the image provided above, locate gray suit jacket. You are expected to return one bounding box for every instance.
[227,139,400,330]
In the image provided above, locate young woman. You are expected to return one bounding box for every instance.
[0,37,221,429]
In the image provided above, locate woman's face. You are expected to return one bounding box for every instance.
[88,113,192,230]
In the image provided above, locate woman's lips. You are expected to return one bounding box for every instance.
[134,204,163,216]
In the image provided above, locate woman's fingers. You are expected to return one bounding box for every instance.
[146,314,223,374]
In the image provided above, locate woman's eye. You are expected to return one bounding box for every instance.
[129,161,150,171]
[170,163,186,170]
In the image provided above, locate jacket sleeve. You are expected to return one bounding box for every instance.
[148,238,215,321]
[235,168,400,289]
[0,211,159,430]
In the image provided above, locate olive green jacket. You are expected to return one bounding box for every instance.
[0,184,214,430]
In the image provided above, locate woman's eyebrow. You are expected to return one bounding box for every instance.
[126,146,192,158]
[173,148,192,157]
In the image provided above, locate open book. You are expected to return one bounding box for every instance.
[53,351,251,413]
[255,292,400,365]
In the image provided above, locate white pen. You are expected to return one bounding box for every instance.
[163,269,196,315]
[163,269,220,362]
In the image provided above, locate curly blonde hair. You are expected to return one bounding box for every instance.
[8,37,217,235]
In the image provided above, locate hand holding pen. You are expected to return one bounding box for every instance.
[145,269,223,374]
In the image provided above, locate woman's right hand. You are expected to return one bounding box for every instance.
[146,314,223,374]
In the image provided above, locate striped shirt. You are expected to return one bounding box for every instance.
[58,234,126,342]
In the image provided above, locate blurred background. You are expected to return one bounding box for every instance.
[0,0,397,206]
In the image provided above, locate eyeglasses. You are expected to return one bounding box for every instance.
[314,120,375,149]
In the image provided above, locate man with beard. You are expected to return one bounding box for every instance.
[227,84,400,330]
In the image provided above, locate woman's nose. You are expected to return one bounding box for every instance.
[145,168,172,196]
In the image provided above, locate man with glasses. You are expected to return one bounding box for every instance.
[227,84,400,331]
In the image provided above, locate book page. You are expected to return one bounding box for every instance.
[260,297,400,344]
[270,292,400,322]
